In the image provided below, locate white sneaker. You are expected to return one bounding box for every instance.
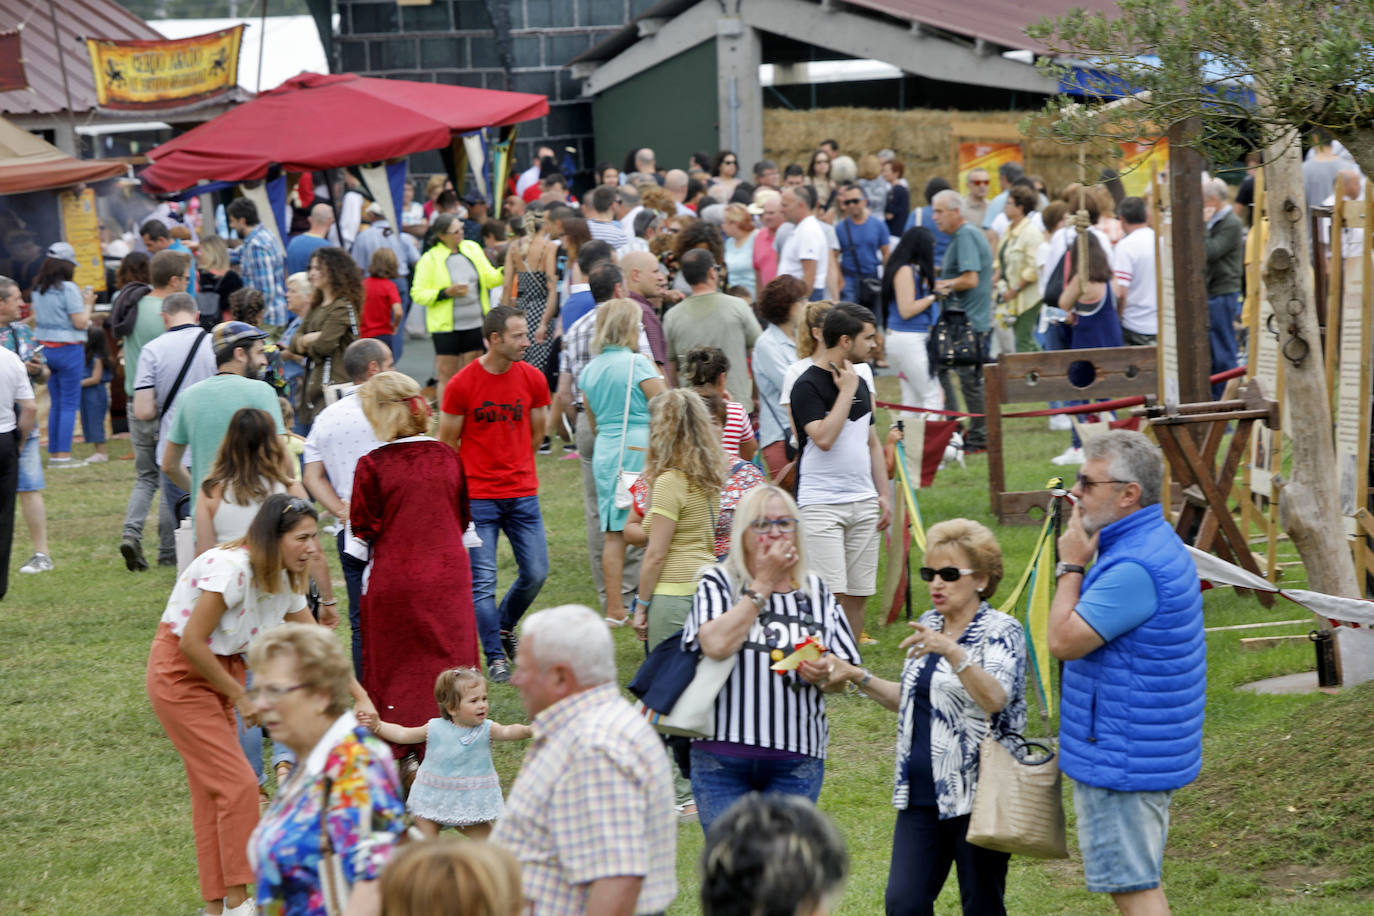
[18,552,53,573]
[1048,413,1071,431]
[1050,446,1085,466]
[84,452,109,464]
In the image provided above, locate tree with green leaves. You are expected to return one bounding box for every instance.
[1029,0,1374,681]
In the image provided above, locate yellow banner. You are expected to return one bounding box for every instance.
[59,189,106,293]
[1118,138,1169,198]
[957,142,1023,197]
[87,27,242,110]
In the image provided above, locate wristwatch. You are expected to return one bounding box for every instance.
[1055,562,1086,579]
[742,587,767,610]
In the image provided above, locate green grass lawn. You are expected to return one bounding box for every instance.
[1,375,1368,915]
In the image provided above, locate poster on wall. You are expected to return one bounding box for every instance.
[86,27,242,110]
[59,189,106,293]
[1118,139,1169,198]
[956,142,1023,197]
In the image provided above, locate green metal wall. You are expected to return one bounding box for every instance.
[592,40,718,170]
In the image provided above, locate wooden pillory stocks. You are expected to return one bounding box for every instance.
[985,346,1158,525]
[1135,382,1280,608]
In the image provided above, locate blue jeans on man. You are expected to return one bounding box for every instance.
[1207,292,1241,399]
[468,495,549,664]
[336,529,368,681]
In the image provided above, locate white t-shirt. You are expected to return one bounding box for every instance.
[779,358,874,406]
[1112,226,1159,335]
[778,215,829,291]
[0,348,33,433]
[303,387,384,505]
[159,546,306,655]
[1321,184,1367,260]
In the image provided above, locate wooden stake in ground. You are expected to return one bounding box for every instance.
[1260,123,1373,684]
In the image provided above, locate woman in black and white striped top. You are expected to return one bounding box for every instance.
[683,484,861,833]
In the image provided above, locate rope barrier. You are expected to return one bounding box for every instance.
[875,365,1248,419]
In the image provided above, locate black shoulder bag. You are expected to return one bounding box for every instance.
[926,304,983,369]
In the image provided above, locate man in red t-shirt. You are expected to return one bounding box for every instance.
[439,305,550,681]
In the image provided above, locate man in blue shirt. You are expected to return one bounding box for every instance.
[931,189,993,453]
[559,240,614,331]
[286,203,334,276]
[835,184,889,305]
[1049,430,1205,916]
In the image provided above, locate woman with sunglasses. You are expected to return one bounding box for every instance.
[147,494,373,916]
[683,484,862,833]
[711,149,742,202]
[829,518,1026,916]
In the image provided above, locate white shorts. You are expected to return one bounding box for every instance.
[801,498,880,597]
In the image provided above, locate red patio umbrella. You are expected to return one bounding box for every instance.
[140,72,547,194]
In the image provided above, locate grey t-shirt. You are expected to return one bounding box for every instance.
[445,251,483,331]
[1303,157,1346,211]
[132,323,217,464]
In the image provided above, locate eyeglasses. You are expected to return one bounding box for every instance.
[749,517,799,533]
[1076,474,1129,489]
[246,683,309,703]
[919,566,975,582]
[842,198,863,205]
[969,179,990,186]
[723,159,737,165]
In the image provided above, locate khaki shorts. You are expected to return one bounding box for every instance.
[801,498,880,596]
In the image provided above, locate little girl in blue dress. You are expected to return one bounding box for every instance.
[367,667,531,839]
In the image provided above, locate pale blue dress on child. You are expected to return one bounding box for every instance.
[406,718,503,826]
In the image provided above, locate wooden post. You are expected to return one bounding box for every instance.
[1168,117,1213,409]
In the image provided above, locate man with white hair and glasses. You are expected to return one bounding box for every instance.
[495,604,677,916]
[1049,430,1205,916]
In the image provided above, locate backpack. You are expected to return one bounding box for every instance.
[927,306,984,368]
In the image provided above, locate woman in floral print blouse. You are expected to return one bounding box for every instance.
[830,518,1027,916]
[248,623,407,916]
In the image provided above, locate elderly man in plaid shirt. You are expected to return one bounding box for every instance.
[494,604,676,916]
[226,197,288,326]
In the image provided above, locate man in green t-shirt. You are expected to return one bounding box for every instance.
[118,248,190,570]
[932,189,994,453]
[161,322,286,505]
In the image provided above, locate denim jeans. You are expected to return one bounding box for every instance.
[122,417,175,558]
[336,529,368,681]
[236,668,295,787]
[390,279,411,361]
[885,807,1009,916]
[1207,292,1240,399]
[44,343,83,454]
[689,745,824,834]
[467,495,550,663]
[79,382,108,445]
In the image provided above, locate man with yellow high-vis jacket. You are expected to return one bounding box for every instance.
[411,213,503,391]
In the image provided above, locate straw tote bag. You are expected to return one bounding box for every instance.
[965,731,1068,859]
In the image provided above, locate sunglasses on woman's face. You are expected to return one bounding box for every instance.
[919,566,974,582]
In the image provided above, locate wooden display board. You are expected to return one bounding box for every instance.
[984,346,1158,525]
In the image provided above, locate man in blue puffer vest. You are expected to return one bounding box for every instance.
[1049,430,1205,916]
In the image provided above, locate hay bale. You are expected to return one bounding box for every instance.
[764,107,1090,198]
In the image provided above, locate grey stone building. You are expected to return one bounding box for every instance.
[328,0,661,174]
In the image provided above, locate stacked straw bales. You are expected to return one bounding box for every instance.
[764,107,1090,196]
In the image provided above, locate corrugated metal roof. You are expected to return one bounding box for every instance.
[570,0,1123,66]
[841,0,1121,54]
[0,0,160,116]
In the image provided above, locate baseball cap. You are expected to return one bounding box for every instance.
[46,242,78,265]
[211,320,267,356]
[461,190,487,206]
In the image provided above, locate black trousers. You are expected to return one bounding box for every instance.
[885,806,1009,916]
[0,429,19,600]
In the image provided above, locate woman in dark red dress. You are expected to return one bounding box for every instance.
[350,370,479,740]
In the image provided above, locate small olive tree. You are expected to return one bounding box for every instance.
[1028,0,1374,622]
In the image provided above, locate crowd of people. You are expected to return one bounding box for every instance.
[8,132,1336,916]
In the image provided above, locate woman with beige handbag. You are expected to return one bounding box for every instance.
[829,518,1028,915]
